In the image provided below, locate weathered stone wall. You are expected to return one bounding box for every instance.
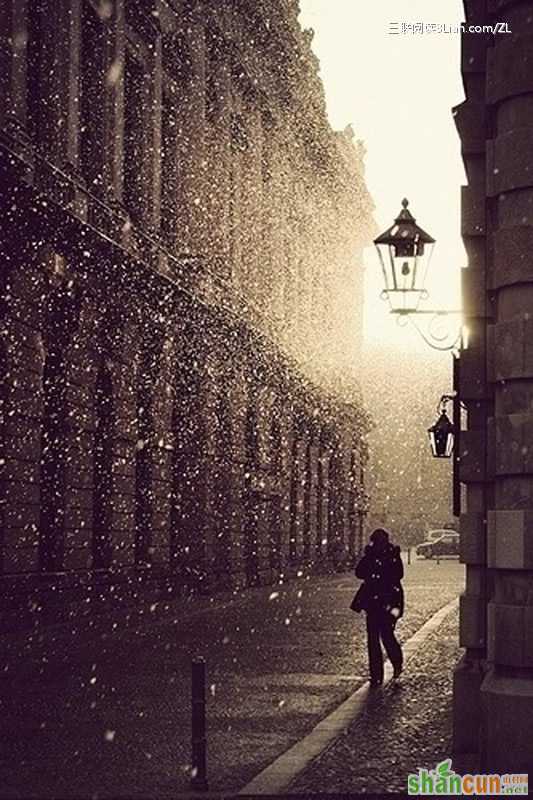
[0,0,373,632]
[455,0,533,771]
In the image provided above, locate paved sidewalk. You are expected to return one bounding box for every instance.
[288,605,461,794]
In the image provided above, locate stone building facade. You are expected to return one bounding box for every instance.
[454,0,533,771]
[0,0,374,631]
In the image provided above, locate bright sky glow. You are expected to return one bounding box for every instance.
[299,0,467,351]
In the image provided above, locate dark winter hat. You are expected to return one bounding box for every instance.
[370,528,389,548]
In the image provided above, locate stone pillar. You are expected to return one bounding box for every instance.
[228,105,243,285]
[283,143,300,355]
[38,259,87,575]
[146,332,175,573]
[24,0,80,168]
[479,0,533,770]
[174,10,207,254]
[206,346,238,590]
[268,397,284,579]
[150,31,163,233]
[170,316,208,593]
[133,324,163,568]
[102,0,126,203]
[0,252,45,578]
[240,93,263,296]
[86,299,141,574]
[60,292,99,574]
[257,111,275,318]
[296,431,309,564]
[134,320,186,582]
[292,177,308,337]
[318,435,332,561]
[347,446,361,561]
[204,30,231,261]
[304,436,320,562]
[224,362,248,588]
[270,132,290,333]
[120,3,161,229]
[240,355,265,586]
[288,420,308,568]
[278,395,294,573]
[453,5,492,757]
[228,72,257,290]
[456,0,533,770]
[0,0,33,169]
[328,437,348,566]
[109,309,140,571]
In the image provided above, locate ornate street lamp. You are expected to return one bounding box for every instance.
[374,199,463,351]
[374,198,435,314]
[428,395,456,458]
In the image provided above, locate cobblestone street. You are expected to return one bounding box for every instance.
[1,557,463,797]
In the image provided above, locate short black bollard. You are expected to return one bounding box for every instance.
[191,657,208,791]
[407,547,411,566]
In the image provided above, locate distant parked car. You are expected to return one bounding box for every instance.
[416,530,459,559]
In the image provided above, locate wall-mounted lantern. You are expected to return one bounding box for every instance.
[374,199,463,351]
[428,395,456,458]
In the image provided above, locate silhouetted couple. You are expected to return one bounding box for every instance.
[352,528,404,687]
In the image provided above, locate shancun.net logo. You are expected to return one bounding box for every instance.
[408,759,528,795]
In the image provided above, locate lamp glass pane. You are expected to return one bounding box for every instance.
[445,431,454,457]
[374,243,394,293]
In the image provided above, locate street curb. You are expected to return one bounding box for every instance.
[238,597,459,796]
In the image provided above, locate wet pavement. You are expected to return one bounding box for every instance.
[0,557,464,797]
[289,606,461,795]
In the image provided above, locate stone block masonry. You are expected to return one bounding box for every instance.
[454,0,533,772]
[0,0,375,632]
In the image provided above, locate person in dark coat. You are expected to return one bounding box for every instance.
[354,528,404,687]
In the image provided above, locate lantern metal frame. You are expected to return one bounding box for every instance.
[374,199,463,352]
[428,394,457,458]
